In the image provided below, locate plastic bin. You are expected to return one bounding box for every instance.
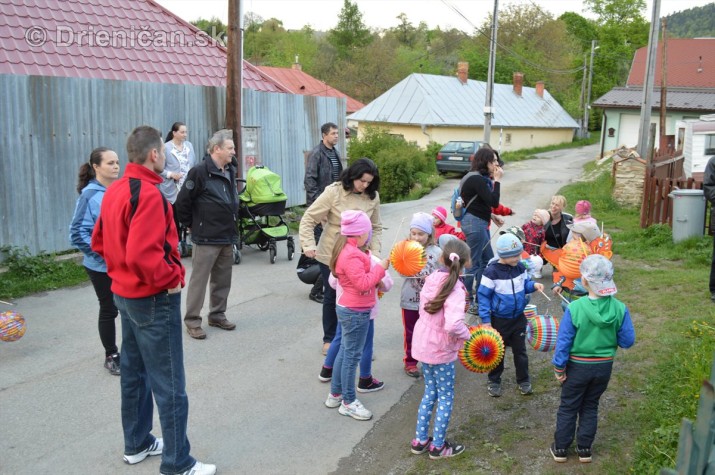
[668,189,706,243]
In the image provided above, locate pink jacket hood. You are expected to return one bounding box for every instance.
[412,270,471,365]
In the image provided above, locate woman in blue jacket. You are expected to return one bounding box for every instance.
[69,147,121,375]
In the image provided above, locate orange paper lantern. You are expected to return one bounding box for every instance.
[558,239,592,279]
[390,239,427,277]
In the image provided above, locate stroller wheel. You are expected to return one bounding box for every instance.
[233,245,241,265]
[287,238,295,261]
[269,242,277,264]
[257,238,270,251]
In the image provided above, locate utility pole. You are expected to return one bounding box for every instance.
[483,0,498,145]
[579,52,588,138]
[637,0,661,164]
[226,0,243,177]
[584,40,597,139]
[659,18,668,152]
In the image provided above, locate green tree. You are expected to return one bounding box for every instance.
[190,16,227,45]
[327,0,373,59]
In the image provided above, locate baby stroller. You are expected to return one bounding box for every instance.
[233,165,295,265]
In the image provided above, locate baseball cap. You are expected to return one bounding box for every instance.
[579,254,617,296]
[499,225,526,242]
[567,221,601,243]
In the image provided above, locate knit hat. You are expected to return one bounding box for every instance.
[499,225,526,242]
[438,234,458,249]
[496,233,523,258]
[534,209,550,226]
[410,212,433,235]
[432,206,448,223]
[340,210,371,236]
[575,200,592,216]
[580,254,617,296]
[567,221,601,243]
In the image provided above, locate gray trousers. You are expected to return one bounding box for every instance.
[184,244,233,329]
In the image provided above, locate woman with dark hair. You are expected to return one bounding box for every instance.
[460,147,503,312]
[69,147,121,375]
[299,158,383,354]
[161,122,196,238]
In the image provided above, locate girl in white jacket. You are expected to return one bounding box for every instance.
[410,238,472,459]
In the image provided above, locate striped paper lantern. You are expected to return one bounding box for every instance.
[0,310,26,342]
[526,313,559,352]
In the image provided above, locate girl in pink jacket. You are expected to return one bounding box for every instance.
[325,210,389,421]
[410,238,472,459]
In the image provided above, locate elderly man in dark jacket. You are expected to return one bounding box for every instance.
[703,156,715,302]
[176,129,239,339]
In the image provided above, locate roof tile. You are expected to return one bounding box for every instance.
[0,0,288,91]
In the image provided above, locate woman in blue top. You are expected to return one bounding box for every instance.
[161,122,197,238]
[69,147,121,375]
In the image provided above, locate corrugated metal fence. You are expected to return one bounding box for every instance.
[0,74,345,255]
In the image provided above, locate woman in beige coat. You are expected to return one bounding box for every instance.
[299,158,383,354]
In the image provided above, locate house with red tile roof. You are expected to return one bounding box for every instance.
[258,63,365,114]
[0,0,289,92]
[593,38,715,156]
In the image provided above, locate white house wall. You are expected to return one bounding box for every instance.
[356,122,574,150]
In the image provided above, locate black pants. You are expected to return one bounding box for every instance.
[85,267,119,356]
[554,361,613,449]
[319,263,337,344]
[488,314,529,385]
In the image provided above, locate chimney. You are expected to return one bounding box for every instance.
[513,72,523,96]
[457,62,469,84]
[292,54,302,71]
[535,81,544,98]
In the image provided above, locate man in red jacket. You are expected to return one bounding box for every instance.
[92,126,216,475]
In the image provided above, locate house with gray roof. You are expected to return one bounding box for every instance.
[347,64,578,151]
[592,38,715,156]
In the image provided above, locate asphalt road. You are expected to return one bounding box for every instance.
[0,144,597,475]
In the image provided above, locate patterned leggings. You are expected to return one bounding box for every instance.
[414,361,456,448]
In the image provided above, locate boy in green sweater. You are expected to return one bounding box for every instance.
[550,254,636,463]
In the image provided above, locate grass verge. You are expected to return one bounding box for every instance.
[501,136,599,163]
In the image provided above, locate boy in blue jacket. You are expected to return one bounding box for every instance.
[550,254,635,464]
[478,233,544,397]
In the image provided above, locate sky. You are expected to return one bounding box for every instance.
[154,0,715,32]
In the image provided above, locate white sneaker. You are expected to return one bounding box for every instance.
[162,461,217,475]
[325,392,343,408]
[338,399,372,420]
[123,437,163,464]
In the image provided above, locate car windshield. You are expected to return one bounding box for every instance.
[442,142,476,153]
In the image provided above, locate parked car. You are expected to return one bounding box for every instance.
[435,140,487,174]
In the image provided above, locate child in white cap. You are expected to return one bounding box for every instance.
[550,254,635,464]
[478,233,544,397]
[400,212,442,377]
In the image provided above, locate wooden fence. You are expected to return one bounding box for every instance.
[660,353,715,474]
[640,154,709,231]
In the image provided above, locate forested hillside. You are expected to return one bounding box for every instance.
[192,0,710,133]
[666,3,715,37]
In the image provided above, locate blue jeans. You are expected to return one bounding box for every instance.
[115,292,194,475]
[330,306,371,404]
[554,361,613,449]
[415,362,456,448]
[462,213,494,302]
[325,319,374,379]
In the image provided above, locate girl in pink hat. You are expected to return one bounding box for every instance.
[325,210,389,421]
[431,206,465,241]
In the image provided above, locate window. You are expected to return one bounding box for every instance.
[705,134,715,155]
[505,133,512,145]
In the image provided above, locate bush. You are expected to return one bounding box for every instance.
[347,126,440,203]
